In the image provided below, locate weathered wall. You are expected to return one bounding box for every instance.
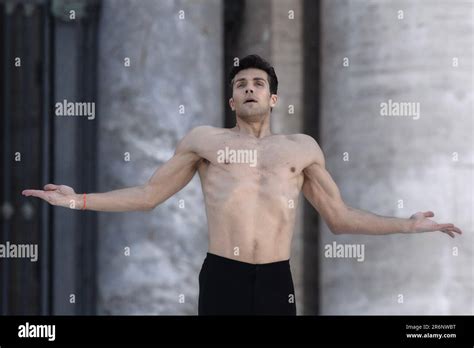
[319,0,473,314]
[97,0,222,314]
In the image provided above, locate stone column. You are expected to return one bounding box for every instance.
[270,0,306,315]
[229,0,308,314]
[97,0,223,314]
[319,0,473,314]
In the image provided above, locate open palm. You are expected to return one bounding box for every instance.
[22,184,76,208]
[409,211,462,238]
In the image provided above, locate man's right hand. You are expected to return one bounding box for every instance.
[20,127,206,212]
[22,184,80,209]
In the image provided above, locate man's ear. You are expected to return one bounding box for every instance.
[270,94,278,108]
[229,98,235,111]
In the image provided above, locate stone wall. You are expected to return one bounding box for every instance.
[97,0,222,314]
[319,0,473,314]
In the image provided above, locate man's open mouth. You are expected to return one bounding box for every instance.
[244,99,258,104]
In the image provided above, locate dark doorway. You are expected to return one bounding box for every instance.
[0,0,100,315]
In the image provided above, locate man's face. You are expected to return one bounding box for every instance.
[229,68,278,119]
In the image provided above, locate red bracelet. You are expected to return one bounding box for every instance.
[82,193,86,210]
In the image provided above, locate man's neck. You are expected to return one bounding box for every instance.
[233,114,272,139]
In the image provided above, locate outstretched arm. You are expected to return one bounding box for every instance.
[22,126,206,212]
[301,136,463,238]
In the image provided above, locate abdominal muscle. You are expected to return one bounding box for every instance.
[201,169,301,264]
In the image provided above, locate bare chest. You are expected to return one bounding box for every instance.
[199,136,304,178]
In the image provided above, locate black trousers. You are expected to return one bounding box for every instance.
[198,252,296,315]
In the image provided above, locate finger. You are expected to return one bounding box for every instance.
[44,184,59,191]
[22,190,47,200]
[423,211,435,217]
[436,223,454,230]
[447,226,462,235]
[441,229,455,238]
[22,189,37,196]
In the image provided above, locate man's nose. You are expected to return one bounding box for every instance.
[245,88,254,94]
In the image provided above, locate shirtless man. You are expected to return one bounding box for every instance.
[22,54,463,315]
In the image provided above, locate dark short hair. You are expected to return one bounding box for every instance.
[229,54,278,95]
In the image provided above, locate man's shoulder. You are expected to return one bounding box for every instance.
[179,125,228,152]
[284,133,324,166]
[188,125,227,137]
[285,133,319,147]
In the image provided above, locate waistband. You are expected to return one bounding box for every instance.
[205,252,290,270]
